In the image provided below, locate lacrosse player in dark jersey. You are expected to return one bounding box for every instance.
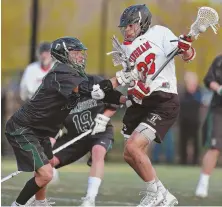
[195,54,222,198]
[27,75,117,207]
[5,37,126,207]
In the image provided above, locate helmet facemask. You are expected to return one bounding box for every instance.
[67,50,87,77]
[120,23,141,42]
[68,50,87,69]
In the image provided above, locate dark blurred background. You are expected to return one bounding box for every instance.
[2,0,222,165]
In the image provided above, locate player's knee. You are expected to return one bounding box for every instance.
[124,140,138,160]
[92,145,106,162]
[42,169,53,184]
[123,147,132,163]
[37,164,53,184]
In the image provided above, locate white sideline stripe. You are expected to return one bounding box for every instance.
[1,191,137,206]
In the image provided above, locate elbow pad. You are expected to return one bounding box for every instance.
[78,80,94,96]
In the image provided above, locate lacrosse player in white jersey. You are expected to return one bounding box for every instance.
[113,4,196,206]
[20,42,54,101]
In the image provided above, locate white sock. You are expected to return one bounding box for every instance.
[156,179,167,195]
[199,173,210,185]
[145,180,158,192]
[86,177,102,199]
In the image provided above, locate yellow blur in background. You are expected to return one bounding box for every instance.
[2,0,222,82]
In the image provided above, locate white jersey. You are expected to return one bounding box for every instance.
[20,62,53,101]
[122,25,178,95]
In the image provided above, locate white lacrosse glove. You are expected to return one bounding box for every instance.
[91,84,105,100]
[116,70,132,86]
[116,68,139,86]
[91,114,110,135]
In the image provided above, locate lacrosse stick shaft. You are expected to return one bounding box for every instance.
[1,129,92,183]
[52,129,92,154]
[151,48,180,81]
[145,47,180,87]
[1,171,22,183]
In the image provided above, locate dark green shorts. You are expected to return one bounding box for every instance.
[202,107,222,151]
[5,119,52,172]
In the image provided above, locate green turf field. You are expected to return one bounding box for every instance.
[1,159,222,206]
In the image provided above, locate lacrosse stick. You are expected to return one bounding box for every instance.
[50,126,68,147]
[52,129,92,154]
[145,6,219,87]
[54,127,68,140]
[106,36,134,71]
[1,129,92,183]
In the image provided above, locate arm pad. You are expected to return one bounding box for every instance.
[103,90,123,105]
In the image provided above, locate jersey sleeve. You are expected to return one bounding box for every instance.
[50,64,86,99]
[20,66,34,101]
[162,26,178,56]
[54,73,85,99]
[204,55,222,88]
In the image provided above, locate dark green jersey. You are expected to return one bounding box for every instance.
[64,75,117,137]
[11,62,86,136]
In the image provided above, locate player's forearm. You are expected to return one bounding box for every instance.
[103,109,117,118]
[181,47,195,62]
[109,77,120,89]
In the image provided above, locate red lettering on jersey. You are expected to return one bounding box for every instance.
[143,42,152,50]
[134,50,140,59]
[140,44,147,53]
[129,54,137,62]
[136,47,142,56]
[129,41,152,63]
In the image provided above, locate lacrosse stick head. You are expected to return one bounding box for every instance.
[189,7,219,39]
[107,35,129,67]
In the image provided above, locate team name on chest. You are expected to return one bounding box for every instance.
[70,99,97,114]
[129,41,152,63]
